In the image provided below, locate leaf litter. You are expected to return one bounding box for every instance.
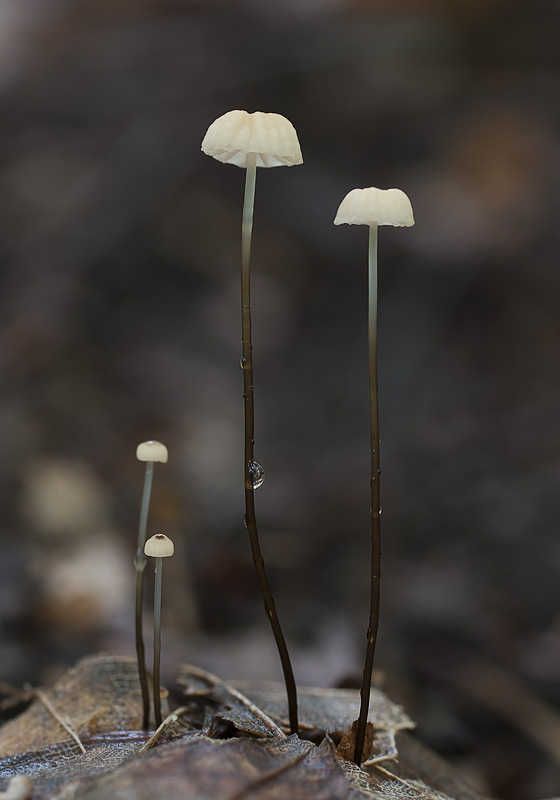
[0,655,493,800]
[228,678,414,761]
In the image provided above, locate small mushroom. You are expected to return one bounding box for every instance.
[334,186,414,766]
[201,111,302,735]
[334,187,414,228]
[144,533,174,729]
[136,440,169,464]
[201,109,302,168]
[134,440,168,729]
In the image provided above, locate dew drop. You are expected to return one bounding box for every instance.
[240,357,246,369]
[249,459,265,489]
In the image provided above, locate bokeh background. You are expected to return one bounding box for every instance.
[1,0,560,796]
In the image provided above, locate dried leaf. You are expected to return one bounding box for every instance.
[335,731,492,800]
[0,657,493,800]
[176,665,286,740]
[0,656,142,758]
[342,760,455,800]
[231,680,414,762]
[337,720,375,762]
[0,733,148,799]
[66,733,348,800]
[379,733,490,800]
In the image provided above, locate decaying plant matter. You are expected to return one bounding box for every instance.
[0,655,492,800]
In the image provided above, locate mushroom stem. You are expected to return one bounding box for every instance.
[135,461,154,730]
[152,555,164,728]
[354,223,381,766]
[240,152,299,735]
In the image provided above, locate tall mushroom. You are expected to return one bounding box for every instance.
[201,110,302,734]
[135,440,168,729]
[144,533,175,729]
[334,187,414,765]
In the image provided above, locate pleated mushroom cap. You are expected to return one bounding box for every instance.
[136,440,168,463]
[144,533,174,557]
[334,187,414,227]
[201,110,303,168]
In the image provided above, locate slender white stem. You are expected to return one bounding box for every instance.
[153,556,163,728]
[241,153,257,309]
[242,152,257,486]
[137,462,155,563]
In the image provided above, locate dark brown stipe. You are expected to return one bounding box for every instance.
[135,563,150,730]
[354,224,381,766]
[241,154,299,735]
[135,459,154,730]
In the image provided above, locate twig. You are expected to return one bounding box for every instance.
[34,689,86,754]
[138,707,192,752]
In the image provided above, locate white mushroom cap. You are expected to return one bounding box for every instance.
[144,533,174,557]
[201,110,303,168]
[136,441,168,463]
[334,187,414,228]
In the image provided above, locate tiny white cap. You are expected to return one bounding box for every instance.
[144,533,174,557]
[334,187,414,228]
[136,441,168,463]
[201,110,303,168]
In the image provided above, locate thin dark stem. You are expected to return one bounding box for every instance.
[153,557,163,728]
[135,569,150,729]
[241,153,299,735]
[135,461,154,730]
[354,224,381,766]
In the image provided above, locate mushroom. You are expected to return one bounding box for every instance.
[135,440,168,729]
[201,109,302,168]
[334,187,414,765]
[144,533,174,728]
[201,110,302,735]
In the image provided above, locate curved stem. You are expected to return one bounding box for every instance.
[241,153,299,735]
[354,224,381,766]
[153,557,163,728]
[135,461,154,730]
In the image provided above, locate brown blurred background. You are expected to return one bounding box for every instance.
[0,0,560,796]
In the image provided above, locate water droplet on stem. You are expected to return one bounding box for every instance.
[249,459,265,489]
